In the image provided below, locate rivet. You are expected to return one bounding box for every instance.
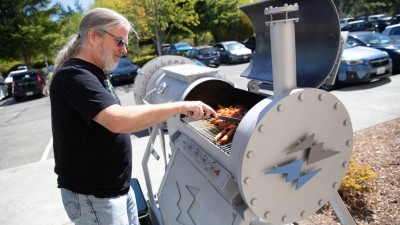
[244,177,252,185]
[282,215,288,223]
[318,199,325,206]
[150,69,154,73]
[247,151,255,159]
[141,88,145,92]
[251,198,258,206]
[333,182,338,189]
[299,93,306,101]
[146,75,150,79]
[346,139,352,146]
[264,211,270,219]
[143,81,147,85]
[277,104,285,112]
[301,211,306,218]
[334,102,341,110]
[319,93,326,101]
[259,125,267,133]
[344,119,351,126]
[342,161,349,168]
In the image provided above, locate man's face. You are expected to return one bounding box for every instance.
[97,26,129,70]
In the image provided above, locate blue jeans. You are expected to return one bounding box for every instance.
[61,187,139,225]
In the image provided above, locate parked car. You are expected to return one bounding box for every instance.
[242,36,256,52]
[382,24,400,41]
[341,20,377,32]
[12,70,46,101]
[5,67,28,96]
[340,17,354,28]
[347,31,400,74]
[168,42,193,55]
[323,42,392,90]
[0,75,8,100]
[109,55,140,85]
[185,46,221,68]
[213,41,253,64]
[161,43,170,54]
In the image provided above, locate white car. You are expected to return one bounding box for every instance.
[382,24,400,41]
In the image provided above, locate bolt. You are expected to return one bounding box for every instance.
[342,161,349,168]
[264,211,270,219]
[247,151,255,159]
[318,199,325,206]
[251,198,258,206]
[334,102,341,110]
[319,93,326,101]
[333,182,338,189]
[278,104,285,112]
[346,139,352,146]
[301,211,306,218]
[299,93,306,101]
[259,125,267,133]
[282,215,288,223]
[244,177,252,185]
[344,119,351,126]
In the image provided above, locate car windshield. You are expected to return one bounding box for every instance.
[176,43,190,48]
[358,33,393,45]
[199,48,217,54]
[225,43,243,50]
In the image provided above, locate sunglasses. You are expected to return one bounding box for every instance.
[100,30,129,47]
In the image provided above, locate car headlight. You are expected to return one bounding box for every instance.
[341,59,364,65]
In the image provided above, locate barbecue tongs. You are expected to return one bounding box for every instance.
[188,111,242,123]
[212,115,242,123]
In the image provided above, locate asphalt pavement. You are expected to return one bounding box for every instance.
[1,72,399,225]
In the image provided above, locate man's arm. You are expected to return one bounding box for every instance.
[93,101,217,133]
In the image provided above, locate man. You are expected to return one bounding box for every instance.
[48,8,216,225]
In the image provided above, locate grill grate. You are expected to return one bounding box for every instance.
[182,117,232,155]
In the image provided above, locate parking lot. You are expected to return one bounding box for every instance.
[0,62,400,225]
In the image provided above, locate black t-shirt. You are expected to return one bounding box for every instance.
[50,58,132,198]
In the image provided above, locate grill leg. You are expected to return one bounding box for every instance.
[328,191,356,225]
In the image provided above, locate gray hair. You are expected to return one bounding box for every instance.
[54,8,135,72]
[44,8,137,95]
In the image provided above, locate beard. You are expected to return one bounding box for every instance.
[103,52,119,71]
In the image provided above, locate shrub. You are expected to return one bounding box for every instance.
[133,55,157,67]
[339,159,377,208]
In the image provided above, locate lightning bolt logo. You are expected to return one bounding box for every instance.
[265,134,338,190]
[265,159,321,190]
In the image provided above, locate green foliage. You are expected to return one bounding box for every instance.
[0,0,64,69]
[132,55,157,67]
[339,160,377,208]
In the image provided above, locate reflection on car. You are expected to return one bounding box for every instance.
[347,31,400,74]
[213,41,252,64]
[12,70,46,101]
[168,42,193,55]
[109,55,140,85]
[185,46,221,68]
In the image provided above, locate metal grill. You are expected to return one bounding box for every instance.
[370,57,390,67]
[182,117,232,155]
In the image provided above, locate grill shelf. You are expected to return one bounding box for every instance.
[182,117,232,156]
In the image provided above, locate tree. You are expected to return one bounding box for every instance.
[0,0,63,69]
[194,0,253,43]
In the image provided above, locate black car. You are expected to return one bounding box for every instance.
[213,41,253,64]
[242,36,256,52]
[185,46,221,68]
[341,20,377,32]
[12,70,46,101]
[347,31,400,74]
[109,55,140,85]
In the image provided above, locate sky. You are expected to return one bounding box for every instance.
[50,0,95,11]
